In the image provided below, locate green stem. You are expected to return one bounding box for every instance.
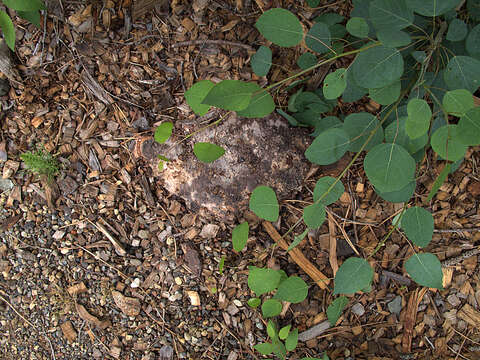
[368,205,406,258]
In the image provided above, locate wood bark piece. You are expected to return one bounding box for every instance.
[262,222,329,289]
[457,303,480,329]
[401,288,427,353]
[111,291,141,317]
[76,304,111,329]
[0,40,21,84]
[298,320,330,342]
[60,321,77,343]
[327,213,338,276]
[91,220,126,256]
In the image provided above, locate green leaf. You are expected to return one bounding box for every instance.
[385,117,428,154]
[288,229,308,252]
[444,56,480,93]
[323,68,347,99]
[193,142,225,163]
[327,296,349,326]
[255,8,303,47]
[468,0,480,21]
[369,0,413,30]
[311,116,342,137]
[262,299,283,318]
[315,12,344,26]
[185,80,215,116]
[248,266,282,296]
[18,10,41,28]
[457,107,480,145]
[333,257,374,295]
[249,185,279,222]
[154,122,173,144]
[219,255,225,274]
[303,202,326,229]
[427,163,451,201]
[275,276,309,303]
[343,70,368,102]
[254,342,274,355]
[236,88,275,118]
[277,109,300,126]
[369,80,401,105]
[267,320,277,339]
[346,17,369,38]
[364,143,416,192]
[430,125,467,162]
[0,10,15,51]
[376,29,411,47]
[232,222,249,252]
[313,176,345,205]
[352,45,404,89]
[272,339,287,360]
[401,207,434,248]
[285,328,298,351]
[343,112,384,152]
[446,19,468,41]
[247,297,261,308]
[251,45,272,77]
[405,0,461,16]
[375,180,416,203]
[279,325,291,340]
[305,128,350,165]
[443,89,475,116]
[297,53,318,70]
[406,99,432,139]
[2,0,46,11]
[412,51,427,63]
[305,22,332,54]
[202,80,258,111]
[405,253,443,289]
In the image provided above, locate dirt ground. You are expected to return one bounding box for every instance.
[0,1,479,359]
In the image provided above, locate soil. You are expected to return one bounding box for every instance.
[0,1,479,360]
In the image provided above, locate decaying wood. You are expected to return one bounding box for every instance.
[81,70,113,105]
[0,40,21,85]
[327,213,338,276]
[402,288,427,353]
[298,320,331,342]
[457,304,480,329]
[262,222,330,290]
[132,0,169,20]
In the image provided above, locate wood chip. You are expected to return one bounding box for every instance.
[181,243,202,276]
[60,320,77,343]
[111,290,141,317]
[67,282,88,296]
[328,213,338,276]
[186,290,201,306]
[401,288,427,353]
[457,303,480,329]
[76,303,110,329]
[298,320,330,342]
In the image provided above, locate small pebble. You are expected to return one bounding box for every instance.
[130,278,141,288]
[351,303,365,316]
[387,295,402,315]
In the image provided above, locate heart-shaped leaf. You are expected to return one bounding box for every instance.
[333,257,374,295]
[275,276,309,303]
[262,299,283,318]
[405,253,443,289]
[401,207,434,248]
[255,8,303,47]
[248,266,281,296]
[193,142,225,163]
[154,122,173,144]
[251,45,272,77]
[184,80,215,116]
[406,99,432,139]
[303,202,326,229]
[323,68,347,99]
[305,128,350,165]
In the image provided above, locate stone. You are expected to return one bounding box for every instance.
[351,303,365,316]
[137,113,312,221]
[387,295,402,315]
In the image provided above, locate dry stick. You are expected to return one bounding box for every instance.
[262,222,330,289]
[327,213,338,275]
[0,292,35,327]
[172,39,254,50]
[328,211,360,256]
[88,219,126,257]
[434,227,480,233]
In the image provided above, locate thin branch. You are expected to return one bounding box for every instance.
[172,39,253,50]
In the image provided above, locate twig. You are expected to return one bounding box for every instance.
[88,219,126,256]
[441,247,480,267]
[0,292,35,327]
[434,227,480,233]
[172,39,253,50]
[298,321,330,342]
[328,211,361,256]
[326,207,378,226]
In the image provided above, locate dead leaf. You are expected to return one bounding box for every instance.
[60,321,77,343]
[67,282,88,296]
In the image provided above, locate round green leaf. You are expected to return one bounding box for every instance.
[376,29,411,47]
[443,89,474,116]
[406,99,432,139]
[343,70,368,102]
[468,0,480,21]
[255,8,303,47]
[375,180,416,203]
[444,56,480,93]
[327,296,349,326]
[343,112,384,152]
[369,80,401,105]
[311,116,342,137]
[315,12,344,26]
[297,52,318,69]
[18,10,41,28]
[193,142,225,163]
[364,143,416,192]
[248,266,282,296]
[333,257,374,295]
[405,253,443,289]
[0,10,15,51]
[411,51,427,63]
[305,128,350,165]
[313,176,345,205]
[405,0,461,16]
[275,276,309,303]
[249,185,279,222]
[232,222,249,252]
[254,342,274,355]
[402,207,434,248]
[466,24,480,58]
[385,117,428,154]
[457,107,480,145]
[446,19,468,41]
[279,325,291,340]
[346,17,369,38]
[369,0,413,30]
[262,299,283,318]
[247,297,261,308]
[352,45,404,89]
[2,0,46,11]
[285,328,299,351]
[303,202,326,229]
[184,80,215,116]
[431,125,467,161]
[323,68,347,99]
[251,45,272,77]
[201,80,258,111]
[305,22,332,54]
[236,88,275,118]
[154,122,173,144]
